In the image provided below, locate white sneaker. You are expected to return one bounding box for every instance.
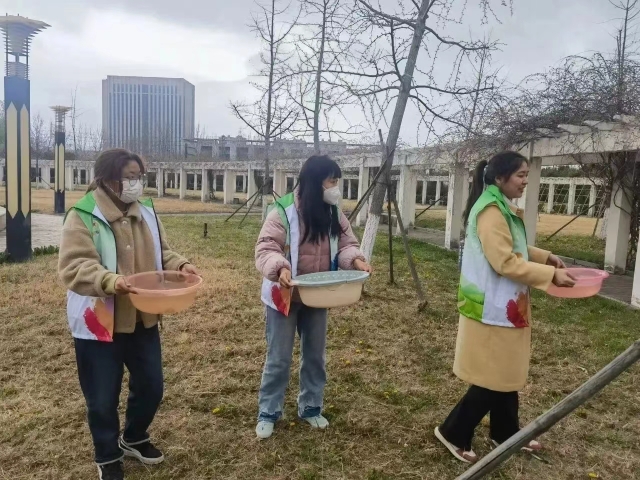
[256,421,275,439]
[302,415,329,429]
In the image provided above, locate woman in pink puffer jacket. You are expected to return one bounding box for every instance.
[254,155,372,439]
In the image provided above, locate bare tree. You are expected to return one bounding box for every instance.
[480,0,640,269]
[231,0,300,203]
[340,0,510,261]
[70,86,81,160]
[284,0,363,152]
[30,113,53,186]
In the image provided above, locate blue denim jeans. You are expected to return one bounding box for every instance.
[74,323,164,465]
[258,303,328,422]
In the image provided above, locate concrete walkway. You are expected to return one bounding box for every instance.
[0,213,64,251]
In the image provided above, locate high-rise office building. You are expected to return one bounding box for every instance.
[102,76,195,156]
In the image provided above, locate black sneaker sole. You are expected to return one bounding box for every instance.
[119,443,165,465]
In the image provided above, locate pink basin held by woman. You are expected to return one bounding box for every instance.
[546,268,609,299]
[126,270,203,314]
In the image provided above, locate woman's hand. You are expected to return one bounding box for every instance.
[115,277,139,295]
[180,263,200,276]
[553,269,576,287]
[353,259,373,273]
[547,254,566,269]
[279,268,293,288]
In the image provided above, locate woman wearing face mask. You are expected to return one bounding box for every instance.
[434,151,575,464]
[254,155,372,439]
[58,149,198,480]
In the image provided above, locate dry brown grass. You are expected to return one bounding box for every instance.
[1,217,639,480]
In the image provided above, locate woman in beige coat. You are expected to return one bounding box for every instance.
[434,151,576,464]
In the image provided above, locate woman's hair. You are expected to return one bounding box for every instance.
[87,148,145,193]
[463,151,528,226]
[298,155,344,244]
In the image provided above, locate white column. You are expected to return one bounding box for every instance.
[89,167,95,185]
[223,170,236,204]
[247,167,258,200]
[444,164,468,250]
[567,179,577,215]
[523,157,542,245]
[356,163,371,227]
[273,169,286,197]
[546,182,555,214]
[193,174,199,192]
[604,181,632,274]
[337,177,345,208]
[243,174,248,193]
[201,168,209,203]
[435,180,442,205]
[397,166,418,234]
[421,180,428,205]
[42,167,51,189]
[179,167,186,200]
[347,179,353,200]
[631,245,640,307]
[588,184,597,217]
[157,168,165,198]
[66,167,75,191]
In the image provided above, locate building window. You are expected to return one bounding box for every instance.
[237,147,249,160]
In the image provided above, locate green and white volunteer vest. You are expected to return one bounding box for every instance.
[458,185,530,328]
[261,192,339,314]
[65,192,163,342]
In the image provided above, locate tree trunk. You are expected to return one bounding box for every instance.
[262,0,277,220]
[313,2,327,155]
[360,0,429,261]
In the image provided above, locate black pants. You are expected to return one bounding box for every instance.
[74,323,164,465]
[439,385,519,451]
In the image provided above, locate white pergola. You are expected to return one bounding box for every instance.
[2,117,638,304]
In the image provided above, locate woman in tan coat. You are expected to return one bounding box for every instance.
[58,149,198,480]
[434,151,576,464]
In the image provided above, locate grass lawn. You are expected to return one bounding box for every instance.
[1,217,639,479]
[537,235,607,267]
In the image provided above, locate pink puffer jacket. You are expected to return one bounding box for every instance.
[255,197,365,283]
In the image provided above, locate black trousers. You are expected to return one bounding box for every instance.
[74,323,164,465]
[439,385,519,451]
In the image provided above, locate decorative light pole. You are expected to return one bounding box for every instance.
[0,15,49,261]
[51,106,70,214]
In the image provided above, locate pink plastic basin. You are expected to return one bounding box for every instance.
[126,271,203,314]
[546,268,609,299]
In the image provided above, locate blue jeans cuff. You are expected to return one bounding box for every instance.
[258,412,280,423]
[299,406,321,419]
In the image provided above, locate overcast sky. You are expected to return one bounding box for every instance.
[3,0,631,145]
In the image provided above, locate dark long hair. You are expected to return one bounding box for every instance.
[463,151,528,226]
[298,155,344,244]
[88,148,145,193]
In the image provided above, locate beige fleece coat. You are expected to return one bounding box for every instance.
[453,204,556,392]
[58,187,189,334]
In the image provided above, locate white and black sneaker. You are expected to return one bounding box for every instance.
[119,437,165,465]
[97,460,124,480]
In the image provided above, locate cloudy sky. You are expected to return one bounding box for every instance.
[3,0,631,145]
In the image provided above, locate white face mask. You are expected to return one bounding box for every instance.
[323,185,342,206]
[119,179,144,204]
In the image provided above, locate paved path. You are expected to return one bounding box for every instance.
[0,213,63,251]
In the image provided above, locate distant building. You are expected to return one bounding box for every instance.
[184,135,350,161]
[102,76,195,156]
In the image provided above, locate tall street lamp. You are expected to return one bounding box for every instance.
[0,14,49,261]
